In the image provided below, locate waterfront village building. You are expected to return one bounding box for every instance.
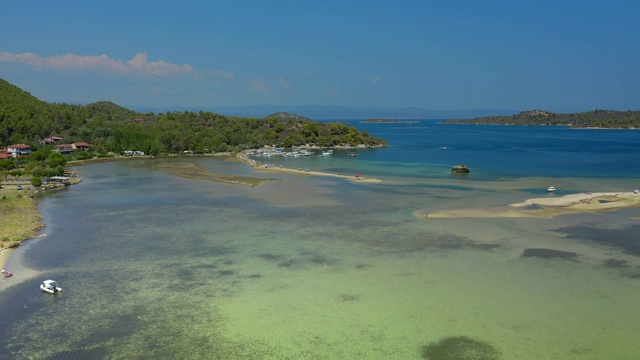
[38,136,63,145]
[54,142,91,154]
[0,148,11,159]
[6,144,32,157]
[54,144,75,155]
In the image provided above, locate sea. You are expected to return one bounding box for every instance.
[1,120,639,359]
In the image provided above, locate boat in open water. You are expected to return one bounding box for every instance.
[40,280,62,294]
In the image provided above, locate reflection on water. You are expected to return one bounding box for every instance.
[1,158,639,359]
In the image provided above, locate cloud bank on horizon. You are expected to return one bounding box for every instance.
[0,52,197,77]
[1,1,639,113]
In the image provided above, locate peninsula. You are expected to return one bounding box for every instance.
[441,109,640,129]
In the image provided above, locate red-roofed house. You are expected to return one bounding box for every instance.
[0,148,11,159]
[72,142,90,151]
[39,138,56,145]
[54,144,75,155]
[7,144,32,157]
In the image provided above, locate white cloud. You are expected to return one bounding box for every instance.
[250,78,267,93]
[301,70,312,76]
[277,77,291,88]
[0,51,195,77]
[327,88,338,96]
[207,69,235,78]
[370,76,380,84]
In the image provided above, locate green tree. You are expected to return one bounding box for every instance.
[31,176,43,187]
[47,152,67,168]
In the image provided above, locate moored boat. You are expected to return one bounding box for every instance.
[40,280,62,294]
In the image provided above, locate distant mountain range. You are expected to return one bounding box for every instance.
[131,104,516,120]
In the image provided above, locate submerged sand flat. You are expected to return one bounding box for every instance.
[422,192,640,219]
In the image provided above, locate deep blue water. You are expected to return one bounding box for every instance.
[329,120,640,179]
[251,121,640,180]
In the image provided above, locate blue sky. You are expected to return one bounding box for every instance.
[1,0,639,113]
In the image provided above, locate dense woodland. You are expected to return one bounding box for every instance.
[0,78,386,157]
[442,109,640,128]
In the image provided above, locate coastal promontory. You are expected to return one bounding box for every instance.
[441,109,640,129]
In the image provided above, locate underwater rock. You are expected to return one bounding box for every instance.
[421,336,501,360]
[521,248,578,260]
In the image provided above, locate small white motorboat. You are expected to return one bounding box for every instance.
[547,186,556,192]
[40,280,62,294]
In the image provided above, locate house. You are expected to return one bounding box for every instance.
[134,117,146,122]
[0,148,11,159]
[39,138,56,145]
[38,137,63,145]
[6,144,32,157]
[54,144,75,155]
[72,142,90,151]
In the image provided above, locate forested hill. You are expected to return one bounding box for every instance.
[441,109,640,128]
[0,78,386,155]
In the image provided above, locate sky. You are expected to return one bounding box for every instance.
[1,0,639,113]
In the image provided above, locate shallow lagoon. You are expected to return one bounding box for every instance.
[2,123,640,359]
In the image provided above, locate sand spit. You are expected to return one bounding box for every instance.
[235,150,382,183]
[421,191,640,219]
[253,165,382,183]
[511,192,640,209]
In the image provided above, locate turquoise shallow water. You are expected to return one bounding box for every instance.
[1,124,640,359]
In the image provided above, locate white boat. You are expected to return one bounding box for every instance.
[319,150,333,157]
[40,280,62,294]
[547,186,556,192]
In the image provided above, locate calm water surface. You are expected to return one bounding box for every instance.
[1,123,639,359]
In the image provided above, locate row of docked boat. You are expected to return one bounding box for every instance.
[248,149,337,158]
[248,149,313,158]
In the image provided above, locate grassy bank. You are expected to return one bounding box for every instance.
[0,188,43,249]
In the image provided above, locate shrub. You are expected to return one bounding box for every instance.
[31,176,43,187]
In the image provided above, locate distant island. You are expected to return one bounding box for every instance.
[441,109,640,129]
[361,119,420,124]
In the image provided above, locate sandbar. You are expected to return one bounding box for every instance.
[253,165,381,183]
[235,150,381,183]
[421,191,640,219]
[511,192,640,210]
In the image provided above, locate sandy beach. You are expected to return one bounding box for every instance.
[422,191,640,219]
